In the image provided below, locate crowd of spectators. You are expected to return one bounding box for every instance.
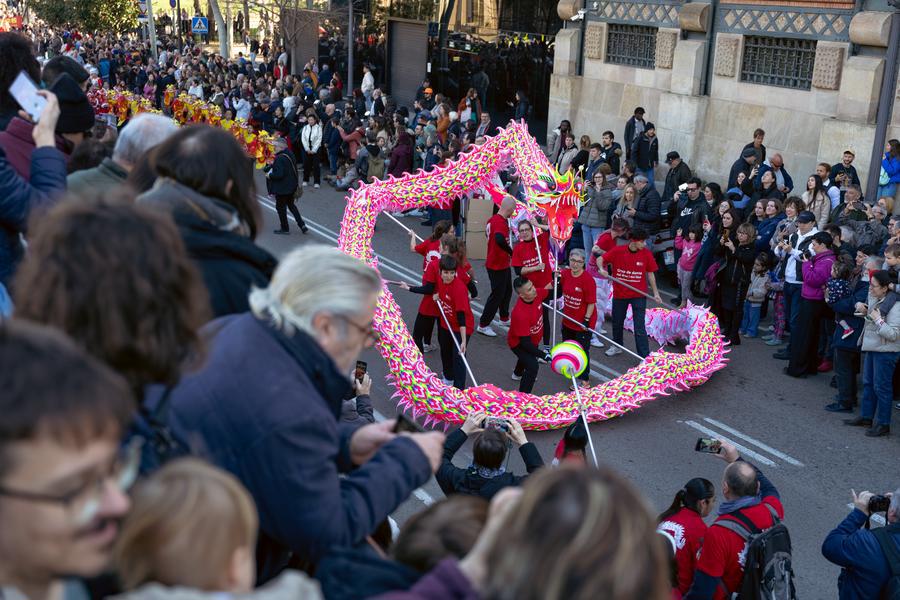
[3,15,900,600]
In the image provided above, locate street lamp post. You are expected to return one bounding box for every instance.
[865,1,900,202]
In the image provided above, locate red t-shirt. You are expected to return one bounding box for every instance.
[508,288,549,349]
[415,238,442,271]
[657,507,709,595]
[418,260,440,317]
[602,244,658,299]
[436,275,474,332]
[511,230,552,289]
[695,496,785,599]
[485,214,511,270]
[561,269,597,331]
[594,231,617,253]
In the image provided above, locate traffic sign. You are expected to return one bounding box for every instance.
[169,0,176,7]
[136,0,149,23]
[191,16,208,34]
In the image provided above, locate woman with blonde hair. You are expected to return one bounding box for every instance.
[613,183,638,226]
[570,134,591,174]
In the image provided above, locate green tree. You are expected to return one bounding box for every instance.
[31,0,139,32]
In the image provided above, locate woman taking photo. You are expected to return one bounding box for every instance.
[755,198,785,252]
[845,270,900,437]
[570,135,591,174]
[752,169,785,203]
[657,478,716,597]
[784,231,836,378]
[579,164,614,255]
[712,217,756,345]
[612,183,638,226]
[801,174,830,229]
[770,196,805,253]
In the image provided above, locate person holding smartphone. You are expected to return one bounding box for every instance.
[341,368,374,424]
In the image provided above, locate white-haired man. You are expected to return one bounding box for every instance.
[67,114,179,196]
[159,245,445,581]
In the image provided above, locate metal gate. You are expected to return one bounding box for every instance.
[387,19,428,108]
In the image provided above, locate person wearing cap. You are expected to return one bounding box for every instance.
[624,107,645,160]
[598,227,662,358]
[772,210,819,360]
[0,73,93,180]
[420,87,436,111]
[662,150,692,205]
[727,146,758,194]
[831,150,860,199]
[756,152,793,196]
[741,128,766,165]
[630,122,658,183]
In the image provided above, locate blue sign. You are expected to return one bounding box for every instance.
[169,0,176,7]
[191,16,208,34]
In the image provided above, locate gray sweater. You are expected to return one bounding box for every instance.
[860,292,900,353]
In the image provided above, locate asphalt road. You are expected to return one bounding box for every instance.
[253,173,898,598]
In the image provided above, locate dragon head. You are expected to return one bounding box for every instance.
[527,168,585,244]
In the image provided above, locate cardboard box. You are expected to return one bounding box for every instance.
[466,228,488,260]
[466,191,495,231]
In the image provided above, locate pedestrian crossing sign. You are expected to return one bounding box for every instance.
[191,16,208,34]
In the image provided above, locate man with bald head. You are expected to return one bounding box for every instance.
[477,195,518,337]
[685,441,784,599]
[757,152,794,196]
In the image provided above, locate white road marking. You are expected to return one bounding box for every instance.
[683,420,777,467]
[846,504,886,526]
[258,197,623,382]
[702,417,805,467]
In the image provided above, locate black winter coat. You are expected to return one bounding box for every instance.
[634,184,662,234]
[631,134,659,170]
[266,149,298,196]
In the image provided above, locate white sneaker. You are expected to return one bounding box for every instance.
[422,343,436,353]
[605,346,623,357]
[499,316,510,325]
[441,377,453,386]
[407,209,426,217]
[314,184,320,189]
[476,325,497,337]
[302,182,308,187]
[511,372,523,381]
[598,326,608,334]
[591,337,604,348]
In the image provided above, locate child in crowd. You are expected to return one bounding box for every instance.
[886,243,900,285]
[674,224,703,307]
[826,259,855,339]
[741,252,769,338]
[761,255,786,346]
[113,459,322,599]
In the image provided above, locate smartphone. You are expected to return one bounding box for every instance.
[695,437,722,454]
[9,71,46,122]
[393,412,423,434]
[354,360,367,382]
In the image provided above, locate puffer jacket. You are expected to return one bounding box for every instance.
[577,183,614,228]
[860,291,900,353]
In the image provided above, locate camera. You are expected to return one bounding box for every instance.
[869,495,891,513]
[678,183,689,192]
[481,417,510,432]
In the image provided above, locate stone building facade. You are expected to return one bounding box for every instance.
[549,0,899,196]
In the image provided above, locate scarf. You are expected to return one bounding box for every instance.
[718,494,761,516]
[471,464,505,479]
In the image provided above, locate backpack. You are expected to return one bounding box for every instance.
[367,153,385,182]
[873,526,900,600]
[713,504,797,600]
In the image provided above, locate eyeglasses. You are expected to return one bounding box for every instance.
[340,315,380,347]
[569,258,585,264]
[0,438,142,526]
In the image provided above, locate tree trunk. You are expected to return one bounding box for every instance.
[208,0,229,56]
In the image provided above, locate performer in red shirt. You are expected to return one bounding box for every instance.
[403,255,474,389]
[657,478,716,597]
[409,220,452,271]
[507,276,551,393]
[590,217,630,268]
[598,228,662,358]
[512,219,552,347]
[477,195,517,337]
[560,248,596,384]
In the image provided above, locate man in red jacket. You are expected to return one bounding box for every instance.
[685,441,784,600]
[477,195,517,337]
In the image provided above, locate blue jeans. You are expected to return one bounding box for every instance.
[612,297,649,357]
[878,183,897,202]
[740,301,761,336]
[639,168,655,184]
[582,225,605,256]
[0,282,11,318]
[782,282,802,347]
[860,351,900,426]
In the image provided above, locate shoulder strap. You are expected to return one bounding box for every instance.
[713,515,753,541]
[873,528,900,577]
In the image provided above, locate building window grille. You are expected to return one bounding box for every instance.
[605,24,657,69]
[740,36,816,90]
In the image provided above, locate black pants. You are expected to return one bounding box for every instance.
[275,194,305,231]
[479,267,511,327]
[412,313,436,353]
[438,328,472,390]
[302,152,321,184]
[513,345,540,393]
[786,298,825,376]
[562,326,591,381]
[833,347,860,407]
[542,304,551,345]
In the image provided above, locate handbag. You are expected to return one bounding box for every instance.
[881,166,891,186]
